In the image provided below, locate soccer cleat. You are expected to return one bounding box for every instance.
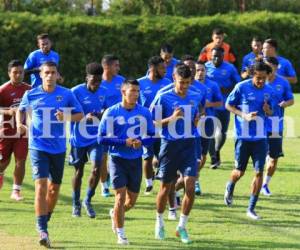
[82,201,96,218]
[246,210,261,220]
[224,184,233,206]
[155,222,165,240]
[117,235,129,245]
[168,209,177,221]
[195,182,202,196]
[210,152,221,169]
[176,226,192,244]
[10,190,24,201]
[39,232,51,248]
[102,188,111,198]
[0,174,4,189]
[144,186,153,195]
[109,208,116,234]
[72,204,81,217]
[261,184,272,196]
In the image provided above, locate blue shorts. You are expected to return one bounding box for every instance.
[267,132,284,159]
[30,149,65,184]
[195,137,202,161]
[157,138,197,183]
[69,143,103,168]
[143,138,161,160]
[102,145,109,154]
[200,136,211,156]
[235,139,267,173]
[109,156,142,193]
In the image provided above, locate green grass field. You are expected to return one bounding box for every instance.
[0,95,300,250]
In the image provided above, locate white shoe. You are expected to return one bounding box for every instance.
[109,209,116,234]
[117,235,129,245]
[247,210,261,220]
[168,209,177,220]
[10,191,24,201]
[261,184,272,196]
[155,221,165,240]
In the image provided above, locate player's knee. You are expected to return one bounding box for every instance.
[255,171,263,178]
[91,167,100,177]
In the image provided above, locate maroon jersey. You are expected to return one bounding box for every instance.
[0,82,31,136]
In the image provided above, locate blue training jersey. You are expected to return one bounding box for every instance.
[70,83,108,147]
[165,58,179,82]
[24,49,60,88]
[203,78,223,116]
[19,85,83,154]
[151,89,202,141]
[276,56,297,78]
[99,103,155,159]
[226,79,275,141]
[138,76,171,108]
[205,61,241,110]
[101,75,125,108]
[266,75,294,133]
[241,52,262,72]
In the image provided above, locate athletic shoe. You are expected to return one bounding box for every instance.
[117,235,129,245]
[168,209,177,221]
[144,186,153,195]
[0,174,4,189]
[10,190,24,201]
[261,184,272,196]
[246,210,261,220]
[195,182,201,196]
[210,151,221,169]
[176,226,192,244]
[102,188,111,197]
[39,232,51,248]
[82,201,96,218]
[72,204,81,217]
[155,222,165,240]
[109,208,116,234]
[224,183,233,206]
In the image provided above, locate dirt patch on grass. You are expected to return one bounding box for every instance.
[0,231,41,250]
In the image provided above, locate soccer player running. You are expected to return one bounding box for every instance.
[24,33,63,88]
[152,64,202,244]
[194,61,223,194]
[241,37,263,79]
[138,56,171,195]
[160,44,179,82]
[205,47,241,169]
[16,61,83,247]
[98,79,155,245]
[224,61,275,220]
[69,62,107,218]
[261,57,294,196]
[0,60,31,200]
[262,38,297,84]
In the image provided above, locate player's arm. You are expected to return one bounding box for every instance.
[226,103,257,121]
[55,110,83,122]
[285,76,297,84]
[15,109,27,135]
[0,107,17,116]
[155,107,183,127]
[206,100,222,108]
[279,99,294,108]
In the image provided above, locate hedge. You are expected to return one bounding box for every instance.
[0,11,299,91]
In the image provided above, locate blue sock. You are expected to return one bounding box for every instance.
[226,181,235,195]
[36,215,48,233]
[84,187,95,203]
[248,194,259,211]
[47,212,52,222]
[72,190,81,207]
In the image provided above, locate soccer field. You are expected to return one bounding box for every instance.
[0,95,299,250]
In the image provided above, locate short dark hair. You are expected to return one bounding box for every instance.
[252,61,272,74]
[212,46,224,54]
[40,61,58,70]
[8,59,23,71]
[264,56,279,66]
[148,56,164,68]
[122,78,139,87]
[264,38,278,49]
[160,44,173,53]
[86,62,103,75]
[101,54,119,65]
[37,33,49,41]
[212,28,224,35]
[181,55,195,62]
[252,36,263,43]
[174,63,192,78]
[195,60,205,66]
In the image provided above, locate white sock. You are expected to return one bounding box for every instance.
[101,181,109,189]
[178,214,188,228]
[12,184,21,191]
[156,212,164,227]
[264,175,272,186]
[145,178,153,187]
[116,227,125,237]
[169,207,176,211]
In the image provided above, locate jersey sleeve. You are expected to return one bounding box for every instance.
[284,60,297,77]
[18,90,30,112]
[68,91,83,114]
[226,84,241,107]
[24,52,36,70]
[231,65,242,84]
[241,55,248,72]
[144,109,155,136]
[283,80,294,101]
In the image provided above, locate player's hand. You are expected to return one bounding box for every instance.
[126,138,135,147]
[132,139,142,149]
[278,101,286,108]
[171,107,183,120]
[86,112,94,121]
[193,113,201,127]
[7,107,17,116]
[242,111,257,121]
[16,123,27,135]
[55,109,64,121]
[263,101,271,114]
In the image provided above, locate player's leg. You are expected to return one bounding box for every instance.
[0,138,13,190]
[143,156,154,194]
[167,180,177,220]
[99,150,110,197]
